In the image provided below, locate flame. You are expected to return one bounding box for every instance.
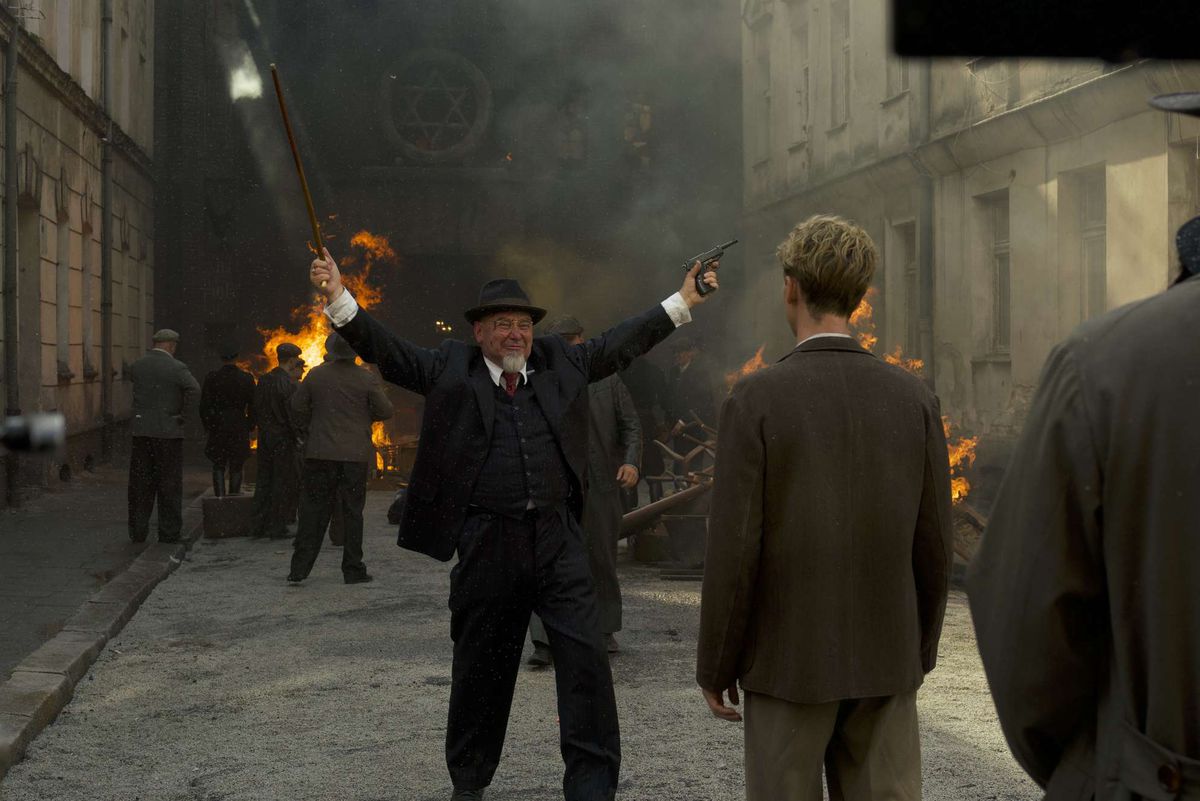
[726,345,768,389]
[243,229,398,461]
[849,288,978,503]
[943,416,979,505]
[372,420,391,472]
[240,230,397,378]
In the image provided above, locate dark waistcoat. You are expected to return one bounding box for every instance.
[470,381,570,517]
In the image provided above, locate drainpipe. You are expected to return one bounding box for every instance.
[918,59,936,386]
[100,0,114,459]
[3,15,19,506]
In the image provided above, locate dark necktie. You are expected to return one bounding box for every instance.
[502,371,520,397]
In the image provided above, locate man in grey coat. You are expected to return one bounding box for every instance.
[127,328,201,543]
[966,215,1200,799]
[529,316,642,665]
[288,332,394,584]
[696,216,953,800]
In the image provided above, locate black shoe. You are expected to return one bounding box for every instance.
[344,573,373,585]
[287,574,305,583]
[527,643,553,667]
[158,536,181,544]
[451,789,485,800]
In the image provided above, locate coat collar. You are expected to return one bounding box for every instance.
[777,335,873,363]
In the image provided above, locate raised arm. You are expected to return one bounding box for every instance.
[309,248,445,395]
[576,261,723,383]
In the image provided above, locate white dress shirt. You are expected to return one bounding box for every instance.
[796,332,855,348]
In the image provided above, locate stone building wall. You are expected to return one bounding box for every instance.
[0,0,154,501]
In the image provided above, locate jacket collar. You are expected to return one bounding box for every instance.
[778,335,873,363]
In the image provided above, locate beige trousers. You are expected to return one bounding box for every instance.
[744,690,922,801]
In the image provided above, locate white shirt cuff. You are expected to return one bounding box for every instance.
[661,292,692,327]
[323,289,359,327]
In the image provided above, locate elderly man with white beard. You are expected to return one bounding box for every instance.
[307,248,720,801]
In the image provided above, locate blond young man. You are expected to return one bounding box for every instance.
[697,215,954,800]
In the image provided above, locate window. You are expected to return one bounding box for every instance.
[787,2,809,143]
[830,0,850,127]
[894,222,919,355]
[1080,170,1106,319]
[985,194,1011,352]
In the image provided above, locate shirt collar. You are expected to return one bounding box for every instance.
[483,356,531,388]
[151,347,173,356]
[796,332,855,348]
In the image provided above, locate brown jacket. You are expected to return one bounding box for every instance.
[291,359,394,463]
[967,275,1200,799]
[696,336,954,703]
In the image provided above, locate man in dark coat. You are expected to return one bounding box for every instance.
[288,332,394,584]
[128,329,201,543]
[199,345,255,496]
[308,247,720,801]
[250,342,303,539]
[528,316,642,666]
[696,215,953,800]
[966,214,1200,799]
[663,333,719,430]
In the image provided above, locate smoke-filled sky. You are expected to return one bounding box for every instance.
[217,0,742,363]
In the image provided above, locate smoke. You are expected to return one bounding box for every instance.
[212,0,744,366]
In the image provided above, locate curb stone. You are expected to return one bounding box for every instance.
[0,494,205,781]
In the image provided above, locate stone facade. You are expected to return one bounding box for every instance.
[737,0,1200,492]
[0,0,154,502]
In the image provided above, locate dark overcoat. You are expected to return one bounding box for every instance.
[199,364,255,463]
[334,304,676,562]
[967,275,1200,799]
[129,349,200,439]
[696,337,954,703]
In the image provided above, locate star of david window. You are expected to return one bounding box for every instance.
[380,49,493,164]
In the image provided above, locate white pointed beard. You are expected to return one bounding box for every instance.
[501,354,527,374]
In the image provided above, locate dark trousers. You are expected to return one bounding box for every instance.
[531,488,624,643]
[128,436,183,542]
[447,506,620,800]
[251,433,297,538]
[289,459,368,580]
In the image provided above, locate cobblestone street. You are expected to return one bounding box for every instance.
[0,492,1038,801]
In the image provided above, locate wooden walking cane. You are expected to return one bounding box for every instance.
[269,64,327,287]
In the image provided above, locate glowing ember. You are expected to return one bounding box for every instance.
[726,345,768,390]
[943,416,979,505]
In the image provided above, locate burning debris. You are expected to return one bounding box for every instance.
[943,417,979,505]
[850,289,926,374]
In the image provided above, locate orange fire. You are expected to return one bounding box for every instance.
[245,230,398,462]
[371,420,392,472]
[726,345,768,389]
[943,416,979,505]
[849,288,980,504]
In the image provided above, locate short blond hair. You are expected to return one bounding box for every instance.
[776,215,878,318]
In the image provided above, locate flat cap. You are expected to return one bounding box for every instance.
[546,315,584,337]
[275,342,302,360]
[152,328,180,343]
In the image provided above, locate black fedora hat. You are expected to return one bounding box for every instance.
[464,278,547,324]
[1150,92,1200,118]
